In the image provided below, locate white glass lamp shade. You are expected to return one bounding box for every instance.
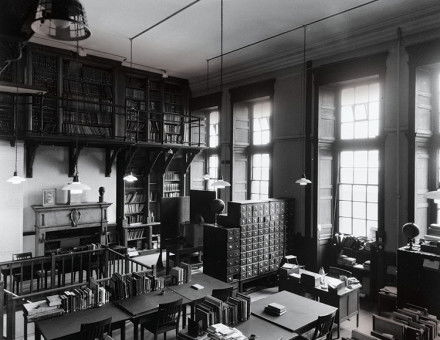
[295,174,312,186]
[7,171,26,184]
[62,175,91,194]
[425,190,440,204]
[123,173,138,183]
[211,178,231,189]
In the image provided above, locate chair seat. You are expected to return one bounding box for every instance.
[142,315,177,334]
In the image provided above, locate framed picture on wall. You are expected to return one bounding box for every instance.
[42,189,56,206]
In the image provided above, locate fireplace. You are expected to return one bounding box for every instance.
[32,202,112,256]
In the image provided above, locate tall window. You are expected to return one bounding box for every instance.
[250,101,271,200]
[337,81,381,238]
[207,110,220,189]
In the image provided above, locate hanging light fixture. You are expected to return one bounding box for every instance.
[123,172,138,183]
[7,143,25,184]
[296,25,312,186]
[31,0,91,41]
[211,177,231,189]
[62,164,90,194]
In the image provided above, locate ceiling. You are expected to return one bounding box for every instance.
[29,0,440,82]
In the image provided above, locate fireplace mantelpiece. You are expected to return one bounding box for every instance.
[32,202,112,256]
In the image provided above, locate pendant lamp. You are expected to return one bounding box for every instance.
[211,177,231,189]
[123,172,138,183]
[62,168,90,194]
[296,25,312,186]
[31,0,91,41]
[7,143,25,184]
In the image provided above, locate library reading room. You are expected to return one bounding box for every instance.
[1,0,440,339]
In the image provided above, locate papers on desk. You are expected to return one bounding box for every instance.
[207,323,247,340]
[191,283,205,290]
[23,300,61,317]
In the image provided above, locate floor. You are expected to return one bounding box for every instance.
[6,252,375,340]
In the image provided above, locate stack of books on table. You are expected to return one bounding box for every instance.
[207,323,247,340]
[109,271,164,300]
[195,294,251,330]
[264,302,286,316]
[23,300,64,320]
[170,266,185,285]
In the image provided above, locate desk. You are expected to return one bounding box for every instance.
[236,315,297,340]
[168,273,233,324]
[166,245,203,274]
[251,291,337,334]
[279,269,361,337]
[116,288,190,340]
[34,303,130,340]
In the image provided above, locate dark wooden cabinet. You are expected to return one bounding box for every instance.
[397,247,440,317]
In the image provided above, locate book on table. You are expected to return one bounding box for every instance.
[264,302,286,316]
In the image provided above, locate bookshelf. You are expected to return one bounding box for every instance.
[31,51,58,134]
[125,76,147,142]
[163,82,185,144]
[0,93,14,136]
[148,79,162,143]
[62,60,113,138]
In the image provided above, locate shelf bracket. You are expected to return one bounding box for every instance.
[144,149,164,177]
[182,149,200,173]
[68,145,83,177]
[122,147,138,174]
[25,142,38,178]
[105,148,122,177]
[160,148,178,174]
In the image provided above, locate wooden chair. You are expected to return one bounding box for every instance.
[327,266,352,279]
[212,287,234,302]
[295,311,336,340]
[141,299,182,340]
[79,317,112,340]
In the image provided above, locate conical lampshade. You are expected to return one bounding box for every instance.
[295,174,312,186]
[7,171,26,184]
[211,178,231,189]
[62,175,91,194]
[123,172,138,183]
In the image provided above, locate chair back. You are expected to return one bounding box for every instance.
[12,252,32,261]
[328,266,352,279]
[311,311,336,340]
[80,317,112,340]
[156,299,182,332]
[212,287,234,302]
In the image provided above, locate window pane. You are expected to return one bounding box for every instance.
[353,219,366,236]
[367,186,378,202]
[369,83,380,101]
[355,85,369,103]
[341,106,354,122]
[339,184,352,201]
[353,202,366,219]
[340,151,353,167]
[208,111,219,148]
[369,120,379,138]
[341,88,354,105]
[354,121,368,139]
[367,203,378,221]
[353,168,368,184]
[354,104,367,120]
[353,185,366,202]
[252,101,271,145]
[251,153,270,200]
[354,151,368,167]
[341,123,354,139]
[339,217,352,234]
[369,102,379,120]
[339,201,352,217]
[340,168,353,183]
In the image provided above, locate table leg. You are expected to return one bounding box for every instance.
[121,322,126,340]
[24,318,27,340]
[356,313,359,327]
[182,304,187,329]
[134,320,139,340]
[34,326,41,340]
[190,303,195,320]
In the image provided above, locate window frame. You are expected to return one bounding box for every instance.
[246,98,273,200]
[333,78,385,238]
[205,108,221,190]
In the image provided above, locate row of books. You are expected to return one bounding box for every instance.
[165,171,180,181]
[163,192,180,198]
[164,183,180,192]
[64,64,112,86]
[127,214,145,225]
[164,124,182,135]
[59,285,109,313]
[124,203,146,214]
[125,191,148,204]
[169,263,192,285]
[63,109,112,124]
[108,272,164,300]
[195,294,251,331]
[63,123,112,137]
[126,228,145,240]
[126,88,146,101]
[164,133,183,144]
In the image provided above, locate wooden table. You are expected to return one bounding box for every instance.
[168,273,233,324]
[236,315,297,339]
[251,290,337,334]
[279,268,361,337]
[34,303,130,340]
[116,288,190,340]
[165,244,203,274]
